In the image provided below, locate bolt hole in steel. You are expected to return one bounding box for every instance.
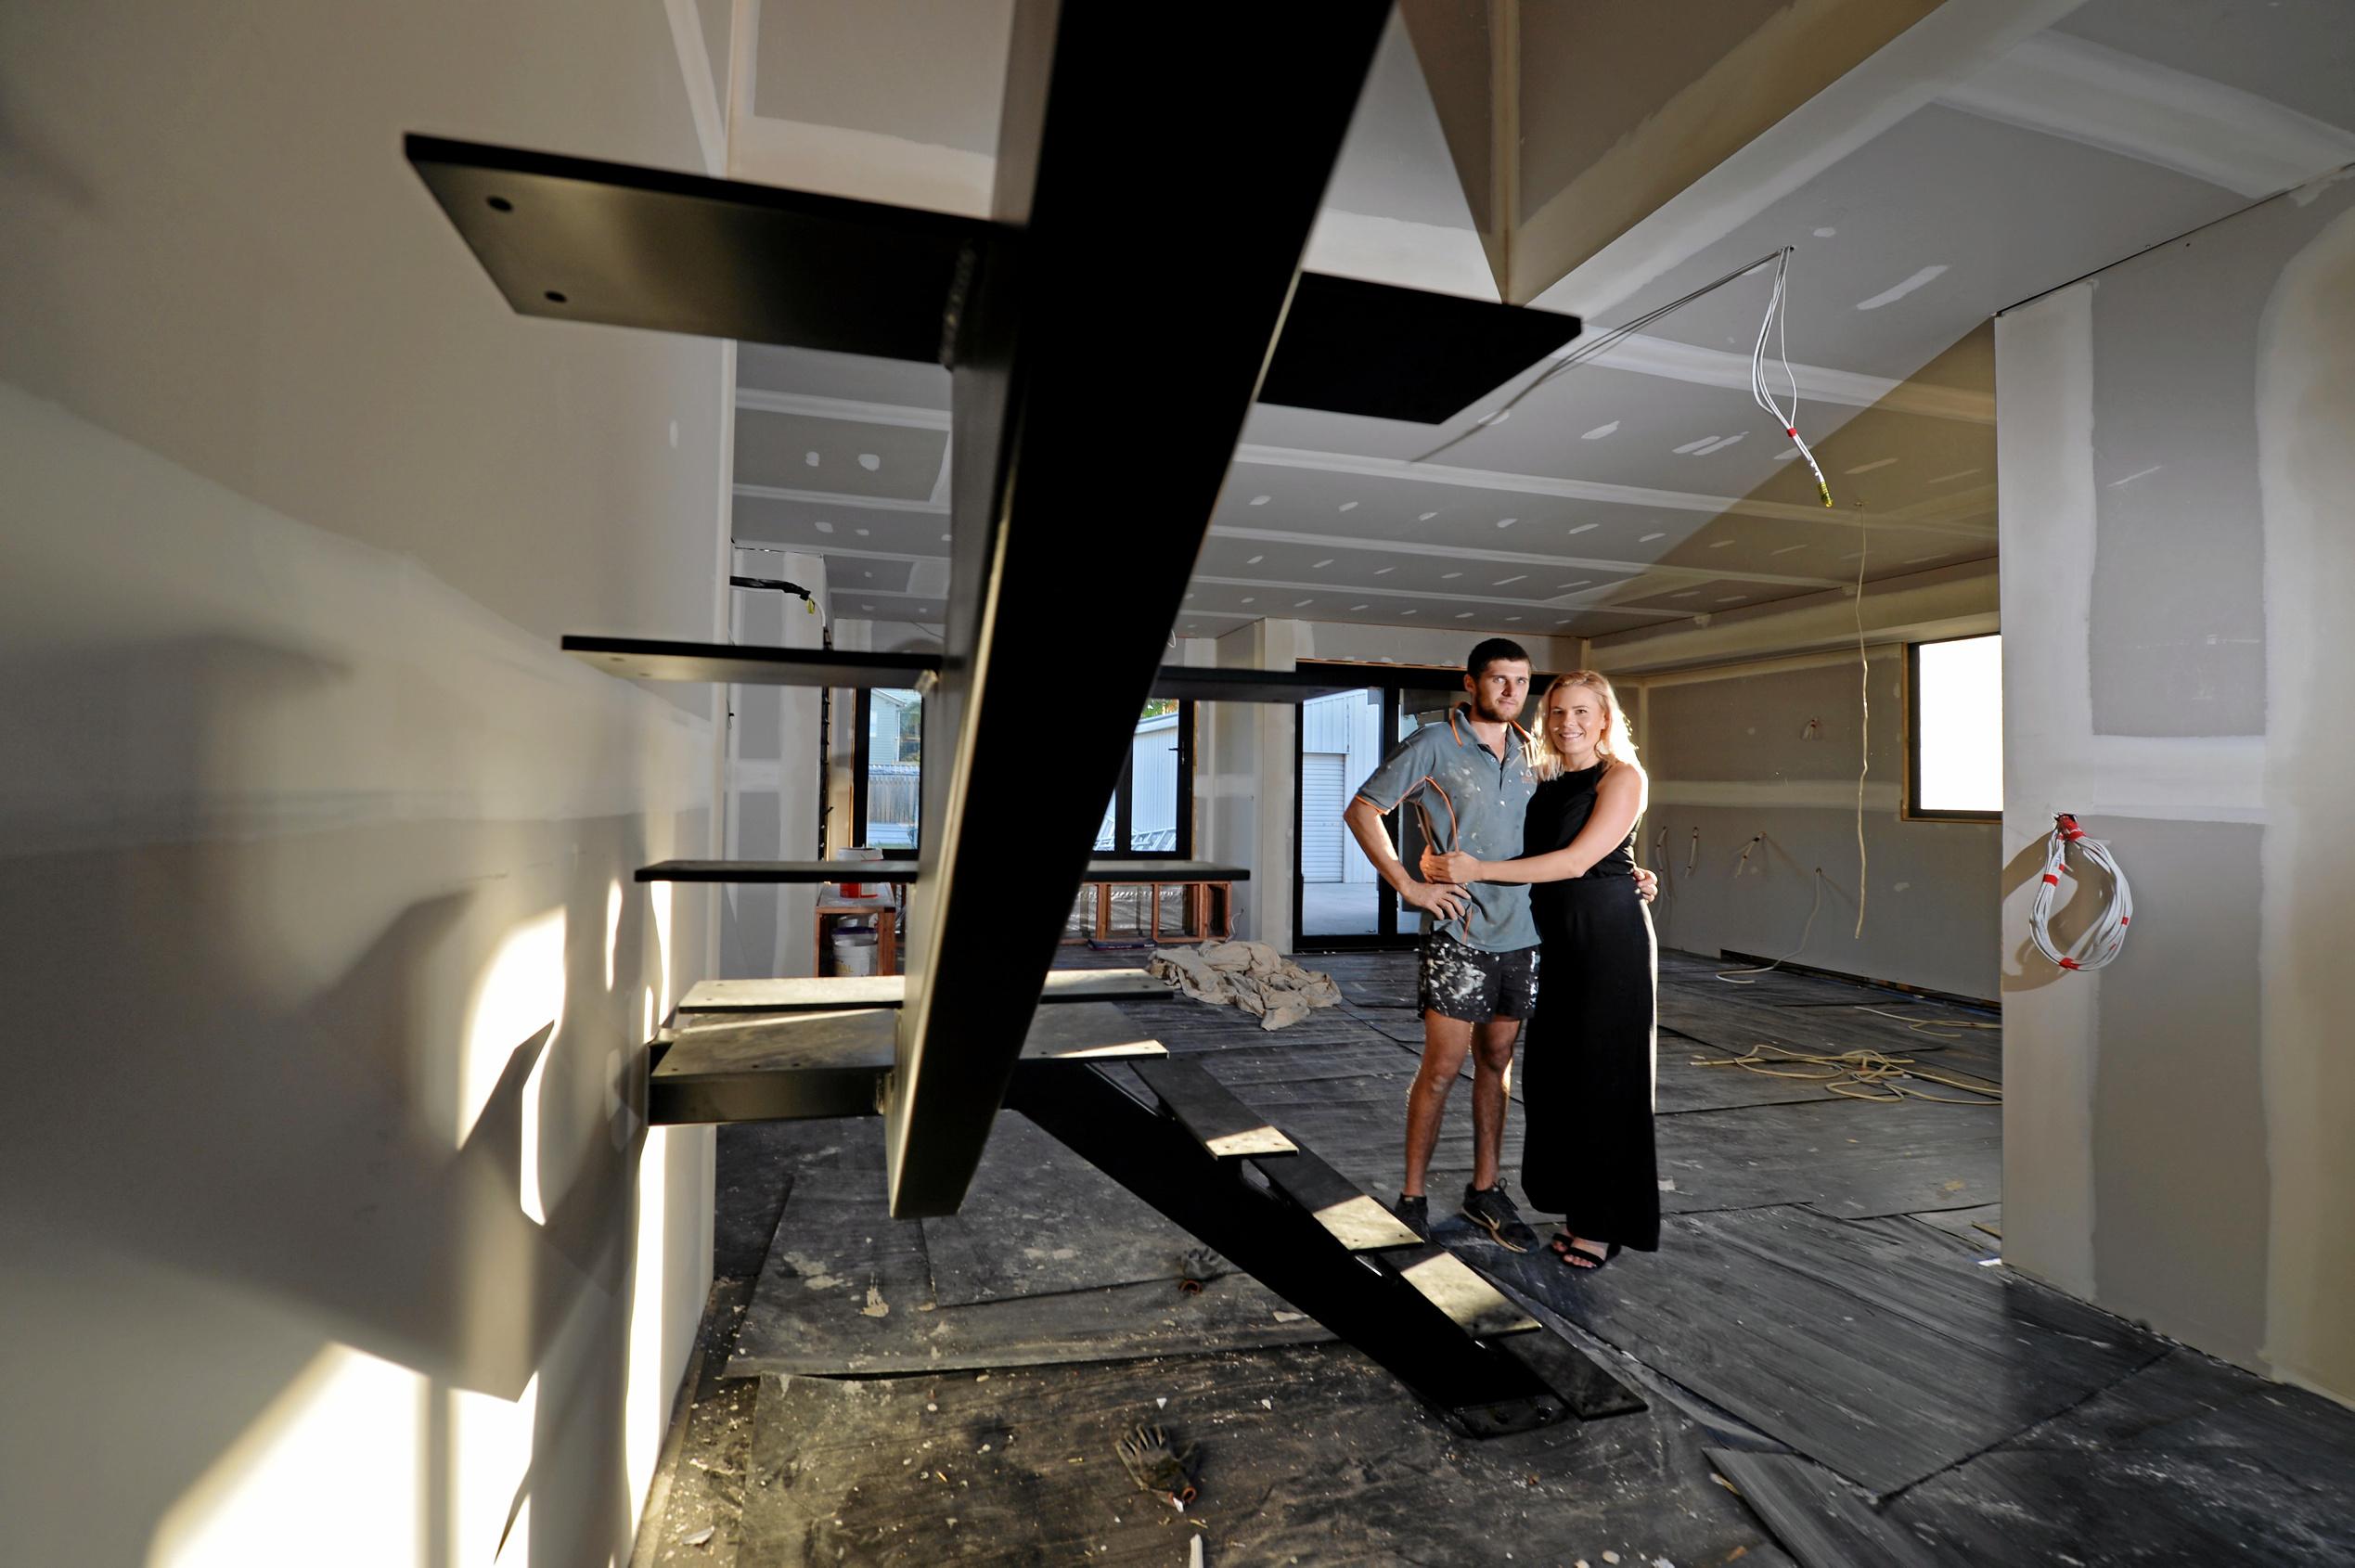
[485,194,512,212]
[545,289,567,303]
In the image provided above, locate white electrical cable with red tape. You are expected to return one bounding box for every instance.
[2029,813,2133,972]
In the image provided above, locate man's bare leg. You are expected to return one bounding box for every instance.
[1401,1011,1473,1197]
[1467,1016,1519,1192]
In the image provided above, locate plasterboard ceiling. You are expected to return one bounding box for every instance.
[753,0,1010,152]
[726,0,2352,641]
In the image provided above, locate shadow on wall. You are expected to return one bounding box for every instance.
[0,626,712,1561]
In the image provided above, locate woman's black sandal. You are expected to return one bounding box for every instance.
[1551,1232,1619,1270]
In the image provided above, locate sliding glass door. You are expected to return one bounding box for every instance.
[1293,665,1466,951]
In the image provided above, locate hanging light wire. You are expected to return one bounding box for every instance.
[1750,247,1834,507]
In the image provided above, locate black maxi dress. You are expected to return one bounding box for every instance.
[1518,760,1662,1252]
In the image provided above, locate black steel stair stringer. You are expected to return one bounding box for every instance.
[1008,1059,1575,1438]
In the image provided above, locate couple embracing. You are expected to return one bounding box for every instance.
[1341,639,1659,1272]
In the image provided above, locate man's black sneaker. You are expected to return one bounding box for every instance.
[1392,1193,1431,1240]
[1461,1184,1538,1253]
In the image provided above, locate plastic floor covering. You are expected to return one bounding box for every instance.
[629,947,2355,1568]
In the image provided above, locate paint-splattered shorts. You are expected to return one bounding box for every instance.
[1418,933,1539,1023]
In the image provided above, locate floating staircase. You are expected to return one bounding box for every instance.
[649,973,1643,1437]
[403,0,1612,1434]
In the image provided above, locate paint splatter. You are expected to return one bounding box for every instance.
[1856,264,1949,310]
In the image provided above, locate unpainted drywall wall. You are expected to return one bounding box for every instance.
[1635,649,2001,999]
[2088,816,2271,1369]
[0,1,732,1561]
[1998,166,2355,1403]
[2258,185,2355,1405]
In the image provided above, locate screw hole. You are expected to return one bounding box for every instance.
[544,290,568,304]
[485,195,512,212]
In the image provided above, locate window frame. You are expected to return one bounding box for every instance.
[851,685,928,852]
[1091,700,1198,861]
[851,690,1198,858]
[1904,633,2002,824]
[1289,661,1473,953]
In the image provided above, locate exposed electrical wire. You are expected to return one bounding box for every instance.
[2030,813,2134,971]
[1685,828,1700,877]
[1852,1003,2001,1039]
[1410,251,1789,466]
[1852,516,1870,939]
[1750,247,1834,508]
[1718,865,1824,984]
[1693,1045,2000,1105]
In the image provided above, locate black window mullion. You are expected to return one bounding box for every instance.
[852,687,873,847]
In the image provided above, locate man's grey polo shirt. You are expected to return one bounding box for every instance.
[1354,705,1539,953]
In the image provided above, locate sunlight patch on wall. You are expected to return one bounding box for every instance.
[458,909,567,1150]
[650,882,675,1019]
[605,880,624,992]
[450,1373,539,1567]
[624,1128,676,1515]
[148,1344,426,1568]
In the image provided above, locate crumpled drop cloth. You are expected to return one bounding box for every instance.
[1147,940,1343,1030]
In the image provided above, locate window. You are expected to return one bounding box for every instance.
[1094,700,1195,857]
[1291,663,1470,950]
[1908,634,2001,820]
[852,693,1195,857]
[853,687,923,850]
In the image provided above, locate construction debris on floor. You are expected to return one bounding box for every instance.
[1147,940,1342,1029]
[631,946,2355,1568]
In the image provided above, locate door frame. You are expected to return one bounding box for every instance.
[1291,662,1467,954]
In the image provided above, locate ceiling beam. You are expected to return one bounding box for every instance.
[1937,30,2355,199]
[1527,0,2085,321]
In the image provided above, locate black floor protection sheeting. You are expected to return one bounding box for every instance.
[1711,1347,2355,1566]
[637,945,2355,1567]
[727,1119,1329,1378]
[737,1346,1795,1568]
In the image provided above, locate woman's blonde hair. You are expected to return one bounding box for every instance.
[1527,670,1640,780]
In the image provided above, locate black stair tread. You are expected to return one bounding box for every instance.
[1382,1244,1541,1338]
[1499,1328,1649,1422]
[679,968,1168,1012]
[562,636,937,688]
[1147,665,1397,704]
[1072,861,1250,882]
[407,133,976,364]
[569,636,1381,703]
[1129,1058,1299,1159]
[1250,1145,1425,1251]
[650,1002,1163,1125]
[639,859,920,883]
[637,858,1250,884]
[1259,270,1580,424]
[659,1000,1164,1080]
[405,135,1579,423]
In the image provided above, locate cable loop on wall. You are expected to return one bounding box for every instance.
[2028,813,2133,972]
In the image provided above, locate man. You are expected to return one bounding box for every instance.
[1342,639,1654,1250]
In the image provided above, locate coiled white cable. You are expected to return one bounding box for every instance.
[2029,814,2133,971]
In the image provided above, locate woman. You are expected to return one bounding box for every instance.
[1422,671,1657,1269]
